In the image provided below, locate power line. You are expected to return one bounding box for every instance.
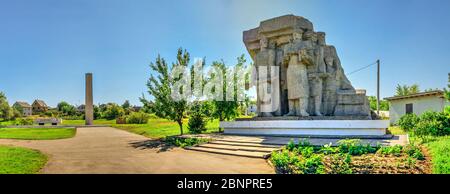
[347,61,378,76]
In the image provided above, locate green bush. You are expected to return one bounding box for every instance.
[164,136,210,148]
[328,153,352,174]
[187,102,207,134]
[403,144,425,160]
[397,113,419,132]
[337,139,378,156]
[414,111,450,137]
[13,118,34,126]
[126,112,150,124]
[377,145,403,157]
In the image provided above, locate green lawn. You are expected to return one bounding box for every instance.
[387,126,407,135]
[425,136,450,174]
[0,145,47,174]
[0,128,76,140]
[61,119,116,125]
[112,118,220,139]
[60,118,221,139]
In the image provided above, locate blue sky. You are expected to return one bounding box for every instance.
[1,0,449,107]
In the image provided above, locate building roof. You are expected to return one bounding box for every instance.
[384,90,445,101]
[33,99,48,107]
[14,101,32,108]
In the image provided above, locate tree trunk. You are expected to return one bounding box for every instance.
[178,120,183,136]
[219,115,224,132]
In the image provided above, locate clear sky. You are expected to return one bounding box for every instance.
[1,0,449,107]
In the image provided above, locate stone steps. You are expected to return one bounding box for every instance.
[185,146,272,159]
[199,143,279,152]
[209,140,282,148]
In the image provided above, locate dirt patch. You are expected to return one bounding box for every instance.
[321,146,432,174]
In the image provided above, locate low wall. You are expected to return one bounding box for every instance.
[221,120,389,137]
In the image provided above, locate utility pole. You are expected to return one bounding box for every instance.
[377,59,380,115]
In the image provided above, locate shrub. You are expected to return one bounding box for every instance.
[397,113,419,132]
[377,145,403,157]
[270,149,298,174]
[404,144,425,160]
[337,139,377,156]
[13,117,34,125]
[412,111,450,137]
[102,103,125,120]
[164,136,210,148]
[187,102,207,134]
[327,153,352,174]
[126,112,150,124]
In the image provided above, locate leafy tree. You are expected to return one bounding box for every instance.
[141,48,190,135]
[187,101,207,134]
[102,103,125,120]
[367,96,389,111]
[57,101,77,116]
[444,73,450,101]
[0,92,12,121]
[209,55,247,131]
[395,84,420,96]
[122,100,131,109]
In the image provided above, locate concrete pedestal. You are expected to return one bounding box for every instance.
[221,120,389,137]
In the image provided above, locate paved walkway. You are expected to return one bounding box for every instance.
[0,127,274,174]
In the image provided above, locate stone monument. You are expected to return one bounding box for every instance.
[85,73,94,125]
[244,14,370,119]
[221,15,389,137]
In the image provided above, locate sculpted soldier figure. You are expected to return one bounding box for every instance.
[243,15,371,118]
[283,30,315,116]
[253,37,280,117]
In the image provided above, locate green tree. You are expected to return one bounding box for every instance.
[122,100,131,109]
[209,55,247,131]
[141,48,190,135]
[395,84,420,96]
[102,103,125,120]
[0,92,12,121]
[57,101,77,116]
[367,96,389,111]
[444,73,450,101]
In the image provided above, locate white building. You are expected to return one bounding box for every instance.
[385,90,450,124]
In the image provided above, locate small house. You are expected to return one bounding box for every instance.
[13,101,32,116]
[385,90,450,124]
[32,99,49,113]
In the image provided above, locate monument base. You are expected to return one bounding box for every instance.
[220,120,389,138]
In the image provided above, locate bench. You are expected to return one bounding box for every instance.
[34,118,62,126]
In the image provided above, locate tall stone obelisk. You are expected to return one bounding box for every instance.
[85,73,94,125]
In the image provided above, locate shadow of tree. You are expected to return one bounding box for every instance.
[129,139,175,153]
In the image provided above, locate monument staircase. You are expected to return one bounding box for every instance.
[185,136,284,159]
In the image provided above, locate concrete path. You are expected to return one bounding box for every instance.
[0,127,274,174]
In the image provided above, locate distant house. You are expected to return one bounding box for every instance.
[32,99,49,113]
[385,90,450,124]
[13,101,32,116]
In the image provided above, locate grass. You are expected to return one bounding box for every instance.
[112,118,220,139]
[425,136,450,174]
[387,126,407,135]
[0,127,76,140]
[0,145,47,174]
[61,119,116,125]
